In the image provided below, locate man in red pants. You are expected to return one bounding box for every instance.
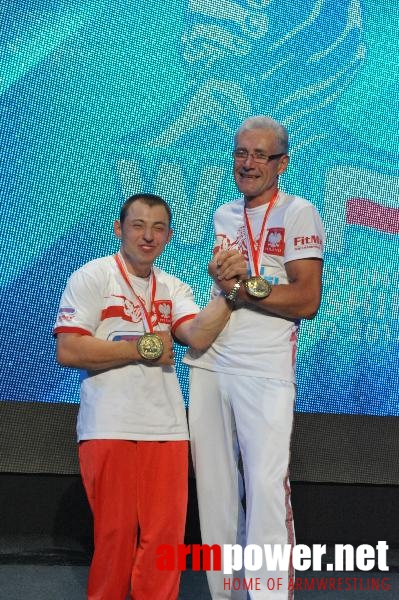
[54,193,240,600]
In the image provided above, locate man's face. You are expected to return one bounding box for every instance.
[114,200,172,276]
[233,128,289,205]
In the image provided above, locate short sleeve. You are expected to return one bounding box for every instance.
[164,276,200,334]
[53,267,104,336]
[284,201,325,263]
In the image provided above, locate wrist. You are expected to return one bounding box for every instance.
[223,279,243,309]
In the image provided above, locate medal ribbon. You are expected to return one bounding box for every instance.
[114,252,156,333]
[244,189,279,276]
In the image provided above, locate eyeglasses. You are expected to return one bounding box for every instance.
[232,149,285,164]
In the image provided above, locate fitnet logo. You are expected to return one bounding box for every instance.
[156,542,391,592]
[294,235,323,250]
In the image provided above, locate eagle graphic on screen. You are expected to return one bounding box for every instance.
[146,0,365,151]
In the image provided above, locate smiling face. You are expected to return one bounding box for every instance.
[114,199,172,276]
[233,128,289,207]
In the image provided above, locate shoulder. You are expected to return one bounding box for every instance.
[280,192,317,213]
[66,256,115,289]
[153,267,192,295]
[214,197,244,218]
[74,255,114,276]
[280,193,323,224]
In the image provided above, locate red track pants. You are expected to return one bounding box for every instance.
[79,439,188,600]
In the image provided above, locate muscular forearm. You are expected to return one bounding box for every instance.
[56,334,141,370]
[56,331,174,370]
[176,295,231,350]
[237,281,321,320]
[212,256,323,321]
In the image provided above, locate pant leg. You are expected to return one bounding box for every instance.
[230,376,296,599]
[131,440,188,600]
[188,368,247,600]
[79,440,139,600]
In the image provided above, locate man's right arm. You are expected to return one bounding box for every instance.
[56,331,174,370]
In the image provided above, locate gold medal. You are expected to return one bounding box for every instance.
[244,276,272,299]
[137,333,164,361]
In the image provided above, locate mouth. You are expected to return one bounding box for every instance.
[239,173,259,179]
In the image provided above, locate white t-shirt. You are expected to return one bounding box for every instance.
[54,255,199,441]
[184,192,325,382]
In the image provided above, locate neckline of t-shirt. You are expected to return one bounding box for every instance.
[243,192,284,214]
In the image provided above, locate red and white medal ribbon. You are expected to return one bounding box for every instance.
[244,190,279,276]
[114,252,156,333]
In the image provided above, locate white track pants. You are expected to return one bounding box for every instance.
[189,368,296,600]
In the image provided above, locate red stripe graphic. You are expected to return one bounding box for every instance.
[346,198,399,234]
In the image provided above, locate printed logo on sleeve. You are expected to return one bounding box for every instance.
[58,307,76,322]
[264,228,285,256]
[294,235,323,251]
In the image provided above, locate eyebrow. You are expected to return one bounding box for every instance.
[128,218,168,226]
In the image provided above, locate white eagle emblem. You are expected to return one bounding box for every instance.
[268,231,282,248]
[159,303,171,318]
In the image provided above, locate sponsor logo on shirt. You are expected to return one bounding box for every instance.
[58,307,76,322]
[112,333,141,342]
[264,228,285,256]
[294,235,323,251]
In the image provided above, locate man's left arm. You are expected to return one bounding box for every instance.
[213,251,323,320]
[240,257,323,320]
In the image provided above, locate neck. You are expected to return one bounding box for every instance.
[244,188,279,209]
[119,250,152,278]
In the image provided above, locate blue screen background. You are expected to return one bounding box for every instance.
[1,0,398,416]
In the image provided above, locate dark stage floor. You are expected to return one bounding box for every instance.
[0,536,398,599]
[0,564,398,599]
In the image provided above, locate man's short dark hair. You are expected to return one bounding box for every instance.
[120,193,172,227]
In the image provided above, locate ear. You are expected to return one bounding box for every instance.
[278,154,290,175]
[114,219,122,239]
[166,228,173,244]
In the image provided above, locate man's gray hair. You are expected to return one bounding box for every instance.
[235,116,289,154]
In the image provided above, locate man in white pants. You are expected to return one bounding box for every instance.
[184,116,325,599]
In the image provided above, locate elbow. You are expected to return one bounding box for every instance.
[56,347,77,368]
[188,337,210,352]
[301,310,318,321]
[299,300,321,320]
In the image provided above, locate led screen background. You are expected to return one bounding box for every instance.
[0,0,398,426]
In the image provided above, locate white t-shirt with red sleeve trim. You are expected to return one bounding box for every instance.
[54,255,199,441]
[184,192,326,383]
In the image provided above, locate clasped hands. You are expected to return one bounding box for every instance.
[208,249,247,294]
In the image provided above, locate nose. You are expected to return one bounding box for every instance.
[243,152,257,167]
[143,227,154,241]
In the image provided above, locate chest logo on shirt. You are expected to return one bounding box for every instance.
[101,295,172,326]
[264,228,285,256]
[214,230,249,259]
[215,228,285,258]
[101,295,142,323]
[153,300,172,325]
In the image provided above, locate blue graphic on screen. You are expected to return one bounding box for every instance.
[0,0,398,416]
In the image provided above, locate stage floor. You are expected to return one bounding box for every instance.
[0,536,398,599]
[0,564,397,599]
